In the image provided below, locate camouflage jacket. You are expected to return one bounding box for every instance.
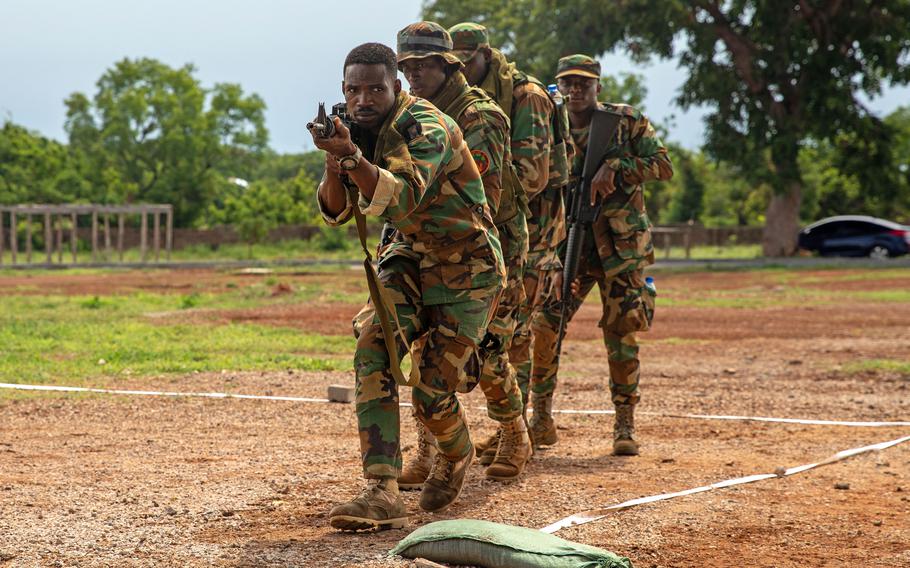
[569,102,673,278]
[430,71,528,263]
[318,91,506,305]
[479,49,571,268]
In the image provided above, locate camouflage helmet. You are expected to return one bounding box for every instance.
[397,21,463,67]
[555,54,601,80]
[448,22,490,63]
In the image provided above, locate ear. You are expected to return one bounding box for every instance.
[595,81,602,95]
[340,80,345,95]
[480,47,492,63]
[394,78,402,94]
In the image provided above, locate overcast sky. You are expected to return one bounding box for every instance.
[2,0,908,154]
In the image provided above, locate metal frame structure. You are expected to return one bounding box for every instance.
[0,204,173,266]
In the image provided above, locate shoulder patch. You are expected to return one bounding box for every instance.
[470,149,491,175]
[395,109,423,143]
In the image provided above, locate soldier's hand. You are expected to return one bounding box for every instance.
[570,278,582,297]
[551,271,563,302]
[324,152,342,175]
[590,161,617,204]
[309,117,356,158]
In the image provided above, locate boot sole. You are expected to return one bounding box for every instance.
[612,441,639,456]
[329,514,408,531]
[397,481,424,491]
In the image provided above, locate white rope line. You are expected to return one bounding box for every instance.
[0,382,329,403]
[1,382,908,428]
[540,434,910,534]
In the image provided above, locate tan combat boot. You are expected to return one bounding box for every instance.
[476,428,501,466]
[418,442,474,513]
[484,416,532,481]
[328,478,408,531]
[398,419,437,490]
[612,404,639,456]
[528,393,558,447]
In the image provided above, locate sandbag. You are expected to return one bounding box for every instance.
[389,519,633,568]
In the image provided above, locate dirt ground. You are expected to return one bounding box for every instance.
[1,267,909,567]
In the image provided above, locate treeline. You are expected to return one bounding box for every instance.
[2,56,909,249]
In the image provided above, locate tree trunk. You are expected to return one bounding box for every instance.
[762,178,802,257]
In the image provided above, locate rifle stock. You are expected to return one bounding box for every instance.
[556,109,623,354]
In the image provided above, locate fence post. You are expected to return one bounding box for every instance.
[117,213,125,262]
[0,210,4,266]
[165,207,173,260]
[44,212,52,264]
[56,215,63,263]
[140,212,148,262]
[25,214,33,264]
[11,213,18,265]
[104,214,112,257]
[70,212,77,263]
[153,211,161,262]
[685,221,693,259]
[91,210,98,262]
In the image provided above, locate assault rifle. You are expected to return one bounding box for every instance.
[307,102,363,143]
[556,109,623,354]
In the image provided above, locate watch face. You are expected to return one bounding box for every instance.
[340,157,358,170]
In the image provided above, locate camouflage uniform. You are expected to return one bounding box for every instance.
[450,23,572,406]
[319,90,505,479]
[531,55,673,410]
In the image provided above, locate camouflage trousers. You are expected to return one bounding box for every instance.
[352,255,499,479]
[509,251,561,404]
[531,248,655,406]
[476,230,527,423]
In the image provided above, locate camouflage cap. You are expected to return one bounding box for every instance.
[397,21,463,67]
[555,54,601,80]
[448,22,490,63]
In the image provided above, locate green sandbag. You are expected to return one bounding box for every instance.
[389,519,633,568]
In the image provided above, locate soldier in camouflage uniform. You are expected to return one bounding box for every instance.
[449,22,572,458]
[531,54,672,455]
[394,22,532,485]
[310,42,505,531]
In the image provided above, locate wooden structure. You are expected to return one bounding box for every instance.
[0,204,173,266]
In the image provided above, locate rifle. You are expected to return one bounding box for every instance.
[556,109,623,354]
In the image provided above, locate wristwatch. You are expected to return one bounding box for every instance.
[337,145,362,171]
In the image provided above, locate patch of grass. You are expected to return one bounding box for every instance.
[842,359,910,376]
[656,244,763,260]
[0,293,355,387]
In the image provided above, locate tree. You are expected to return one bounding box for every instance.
[0,121,90,205]
[424,0,910,255]
[64,58,269,226]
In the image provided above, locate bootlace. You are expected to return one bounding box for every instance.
[415,422,430,455]
[429,454,455,482]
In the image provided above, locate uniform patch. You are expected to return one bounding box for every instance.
[471,149,491,175]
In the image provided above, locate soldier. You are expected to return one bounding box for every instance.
[531,54,672,455]
[449,22,572,458]
[310,42,505,531]
[394,22,532,485]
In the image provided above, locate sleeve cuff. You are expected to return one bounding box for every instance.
[359,167,403,216]
[317,174,353,226]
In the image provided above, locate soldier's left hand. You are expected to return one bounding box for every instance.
[308,117,357,158]
[590,161,617,204]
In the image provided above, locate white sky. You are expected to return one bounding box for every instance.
[2,0,907,154]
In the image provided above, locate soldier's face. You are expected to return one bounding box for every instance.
[342,63,401,132]
[400,56,448,100]
[558,76,600,113]
[462,48,489,86]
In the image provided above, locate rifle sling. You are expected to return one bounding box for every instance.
[350,186,420,388]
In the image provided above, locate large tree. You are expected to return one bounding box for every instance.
[424,0,910,255]
[64,58,268,226]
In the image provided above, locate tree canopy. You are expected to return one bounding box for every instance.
[424,0,910,254]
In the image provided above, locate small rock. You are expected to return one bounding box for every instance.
[896,487,903,492]
[723,368,737,375]
[97,358,107,365]
[834,482,850,490]
[774,467,787,478]
[276,485,290,495]
[660,458,675,464]
[0,552,16,562]
[221,509,235,517]
[872,520,883,526]
[725,461,735,467]
[788,359,803,365]
[164,506,177,516]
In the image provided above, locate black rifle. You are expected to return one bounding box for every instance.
[556,109,623,354]
[307,102,364,145]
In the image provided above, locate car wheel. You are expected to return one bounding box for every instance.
[868,245,890,260]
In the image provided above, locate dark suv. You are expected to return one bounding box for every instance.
[798,215,910,259]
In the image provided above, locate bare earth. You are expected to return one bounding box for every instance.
[1,268,909,567]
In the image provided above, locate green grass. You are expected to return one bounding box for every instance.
[0,291,355,388]
[654,244,763,260]
[842,359,910,376]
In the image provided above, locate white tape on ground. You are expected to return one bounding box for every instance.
[539,434,910,534]
[0,382,329,403]
[1,382,908,428]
